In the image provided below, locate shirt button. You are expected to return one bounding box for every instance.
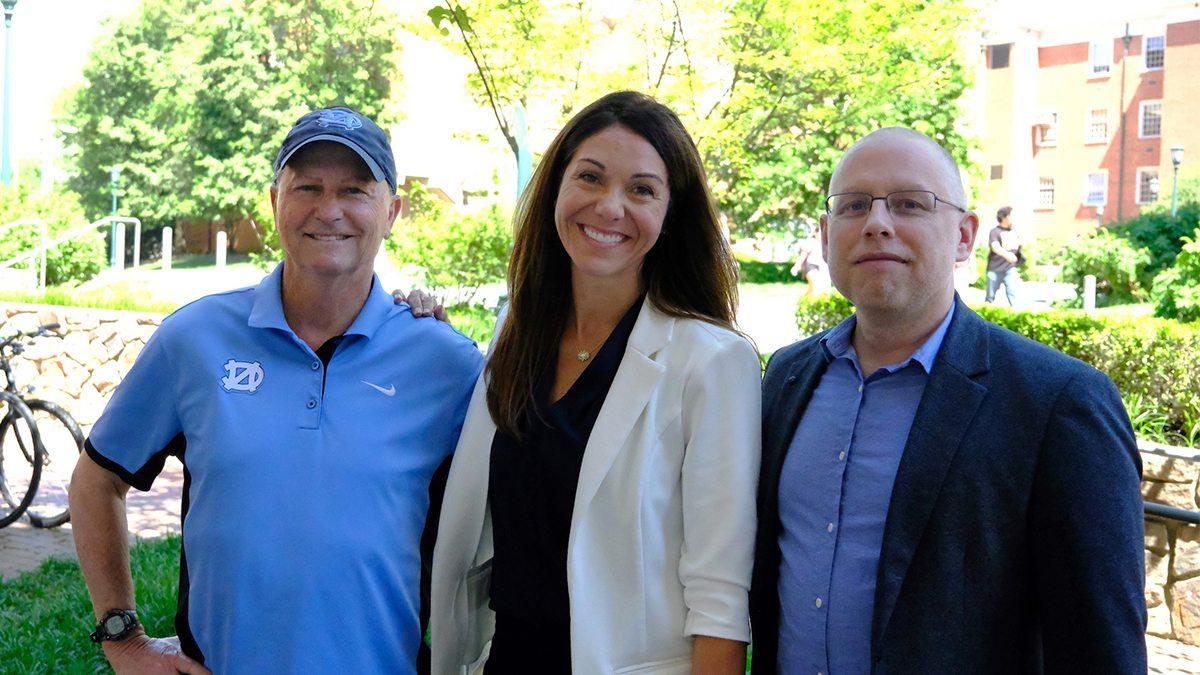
[310,361,320,370]
[827,522,834,533]
[857,383,863,392]
[306,399,317,409]
[815,597,823,608]
[838,451,847,461]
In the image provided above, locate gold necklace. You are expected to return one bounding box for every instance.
[573,332,608,362]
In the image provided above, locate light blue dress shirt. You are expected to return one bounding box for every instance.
[776,305,954,675]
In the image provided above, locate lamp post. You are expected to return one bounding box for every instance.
[1,0,17,187]
[1171,145,1184,218]
[109,165,121,266]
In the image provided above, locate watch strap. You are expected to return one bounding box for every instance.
[90,608,140,643]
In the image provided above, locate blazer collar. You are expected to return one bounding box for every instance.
[872,296,991,652]
[570,301,672,528]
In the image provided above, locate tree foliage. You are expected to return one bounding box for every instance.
[59,0,403,232]
[430,0,974,238]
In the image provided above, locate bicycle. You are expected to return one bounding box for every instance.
[0,323,85,528]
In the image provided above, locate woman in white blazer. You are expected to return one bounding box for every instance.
[430,91,761,675]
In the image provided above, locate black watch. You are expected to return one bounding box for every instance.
[90,608,140,643]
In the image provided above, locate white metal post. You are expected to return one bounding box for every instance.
[162,226,172,271]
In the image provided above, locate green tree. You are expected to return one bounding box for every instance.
[429,0,974,238]
[59,0,403,234]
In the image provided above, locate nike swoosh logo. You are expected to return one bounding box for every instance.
[362,380,396,397]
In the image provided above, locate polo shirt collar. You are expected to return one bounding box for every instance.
[820,301,956,375]
[248,262,395,340]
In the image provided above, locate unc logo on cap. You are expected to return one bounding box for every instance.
[221,359,265,394]
[316,110,363,131]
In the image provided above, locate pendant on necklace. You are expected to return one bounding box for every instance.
[577,350,591,362]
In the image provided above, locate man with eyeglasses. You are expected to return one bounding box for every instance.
[750,127,1146,673]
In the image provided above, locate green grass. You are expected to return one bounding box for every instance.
[140,252,255,271]
[0,536,181,673]
[0,286,179,315]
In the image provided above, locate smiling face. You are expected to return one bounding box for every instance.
[271,141,401,288]
[553,124,670,294]
[820,130,977,324]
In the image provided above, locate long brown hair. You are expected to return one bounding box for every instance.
[486,91,739,438]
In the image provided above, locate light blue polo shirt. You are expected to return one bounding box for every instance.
[86,263,483,674]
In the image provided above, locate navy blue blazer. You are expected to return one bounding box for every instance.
[750,298,1147,673]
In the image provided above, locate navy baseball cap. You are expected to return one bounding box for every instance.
[274,106,397,191]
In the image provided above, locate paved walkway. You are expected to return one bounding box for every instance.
[0,456,183,580]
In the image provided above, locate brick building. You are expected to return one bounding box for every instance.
[973,4,1200,246]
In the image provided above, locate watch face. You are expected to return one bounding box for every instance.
[104,615,126,634]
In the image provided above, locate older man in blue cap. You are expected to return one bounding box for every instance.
[70,107,483,674]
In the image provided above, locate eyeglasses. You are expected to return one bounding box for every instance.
[825,191,967,221]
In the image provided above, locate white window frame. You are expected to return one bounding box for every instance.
[1139,100,1162,138]
[1038,112,1058,147]
[1136,167,1159,204]
[1085,108,1108,143]
[1144,34,1165,71]
[1084,171,1108,206]
[1090,39,1112,76]
[1037,177,1055,208]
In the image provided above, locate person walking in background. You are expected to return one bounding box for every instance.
[791,232,831,296]
[985,205,1021,305]
[430,91,760,675]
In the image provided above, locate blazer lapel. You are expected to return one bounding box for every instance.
[872,300,990,652]
[761,344,828,519]
[571,302,671,522]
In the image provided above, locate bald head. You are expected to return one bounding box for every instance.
[830,127,966,205]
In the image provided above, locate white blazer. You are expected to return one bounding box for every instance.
[430,301,762,675]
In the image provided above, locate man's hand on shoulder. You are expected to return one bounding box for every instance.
[105,634,210,675]
[392,288,452,326]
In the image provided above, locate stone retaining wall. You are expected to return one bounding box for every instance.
[0,303,162,432]
[1142,444,1200,644]
[3,302,1200,642]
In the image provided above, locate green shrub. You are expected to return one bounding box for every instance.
[1152,228,1200,323]
[1056,229,1149,306]
[388,185,511,304]
[1111,182,1200,281]
[446,302,498,345]
[795,292,854,336]
[0,182,104,285]
[795,294,1200,446]
[736,255,800,284]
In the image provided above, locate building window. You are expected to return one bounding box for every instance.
[1084,171,1108,206]
[1038,112,1058,146]
[1086,108,1108,143]
[989,44,1011,69]
[990,165,1004,180]
[1089,39,1112,76]
[1137,168,1159,204]
[1038,177,1055,207]
[1145,35,1165,70]
[1140,100,1162,138]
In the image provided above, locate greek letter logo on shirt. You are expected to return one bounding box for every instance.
[221,359,265,394]
[316,110,362,130]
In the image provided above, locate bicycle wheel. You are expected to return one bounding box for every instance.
[24,400,83,528]
[0,391,43,529]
